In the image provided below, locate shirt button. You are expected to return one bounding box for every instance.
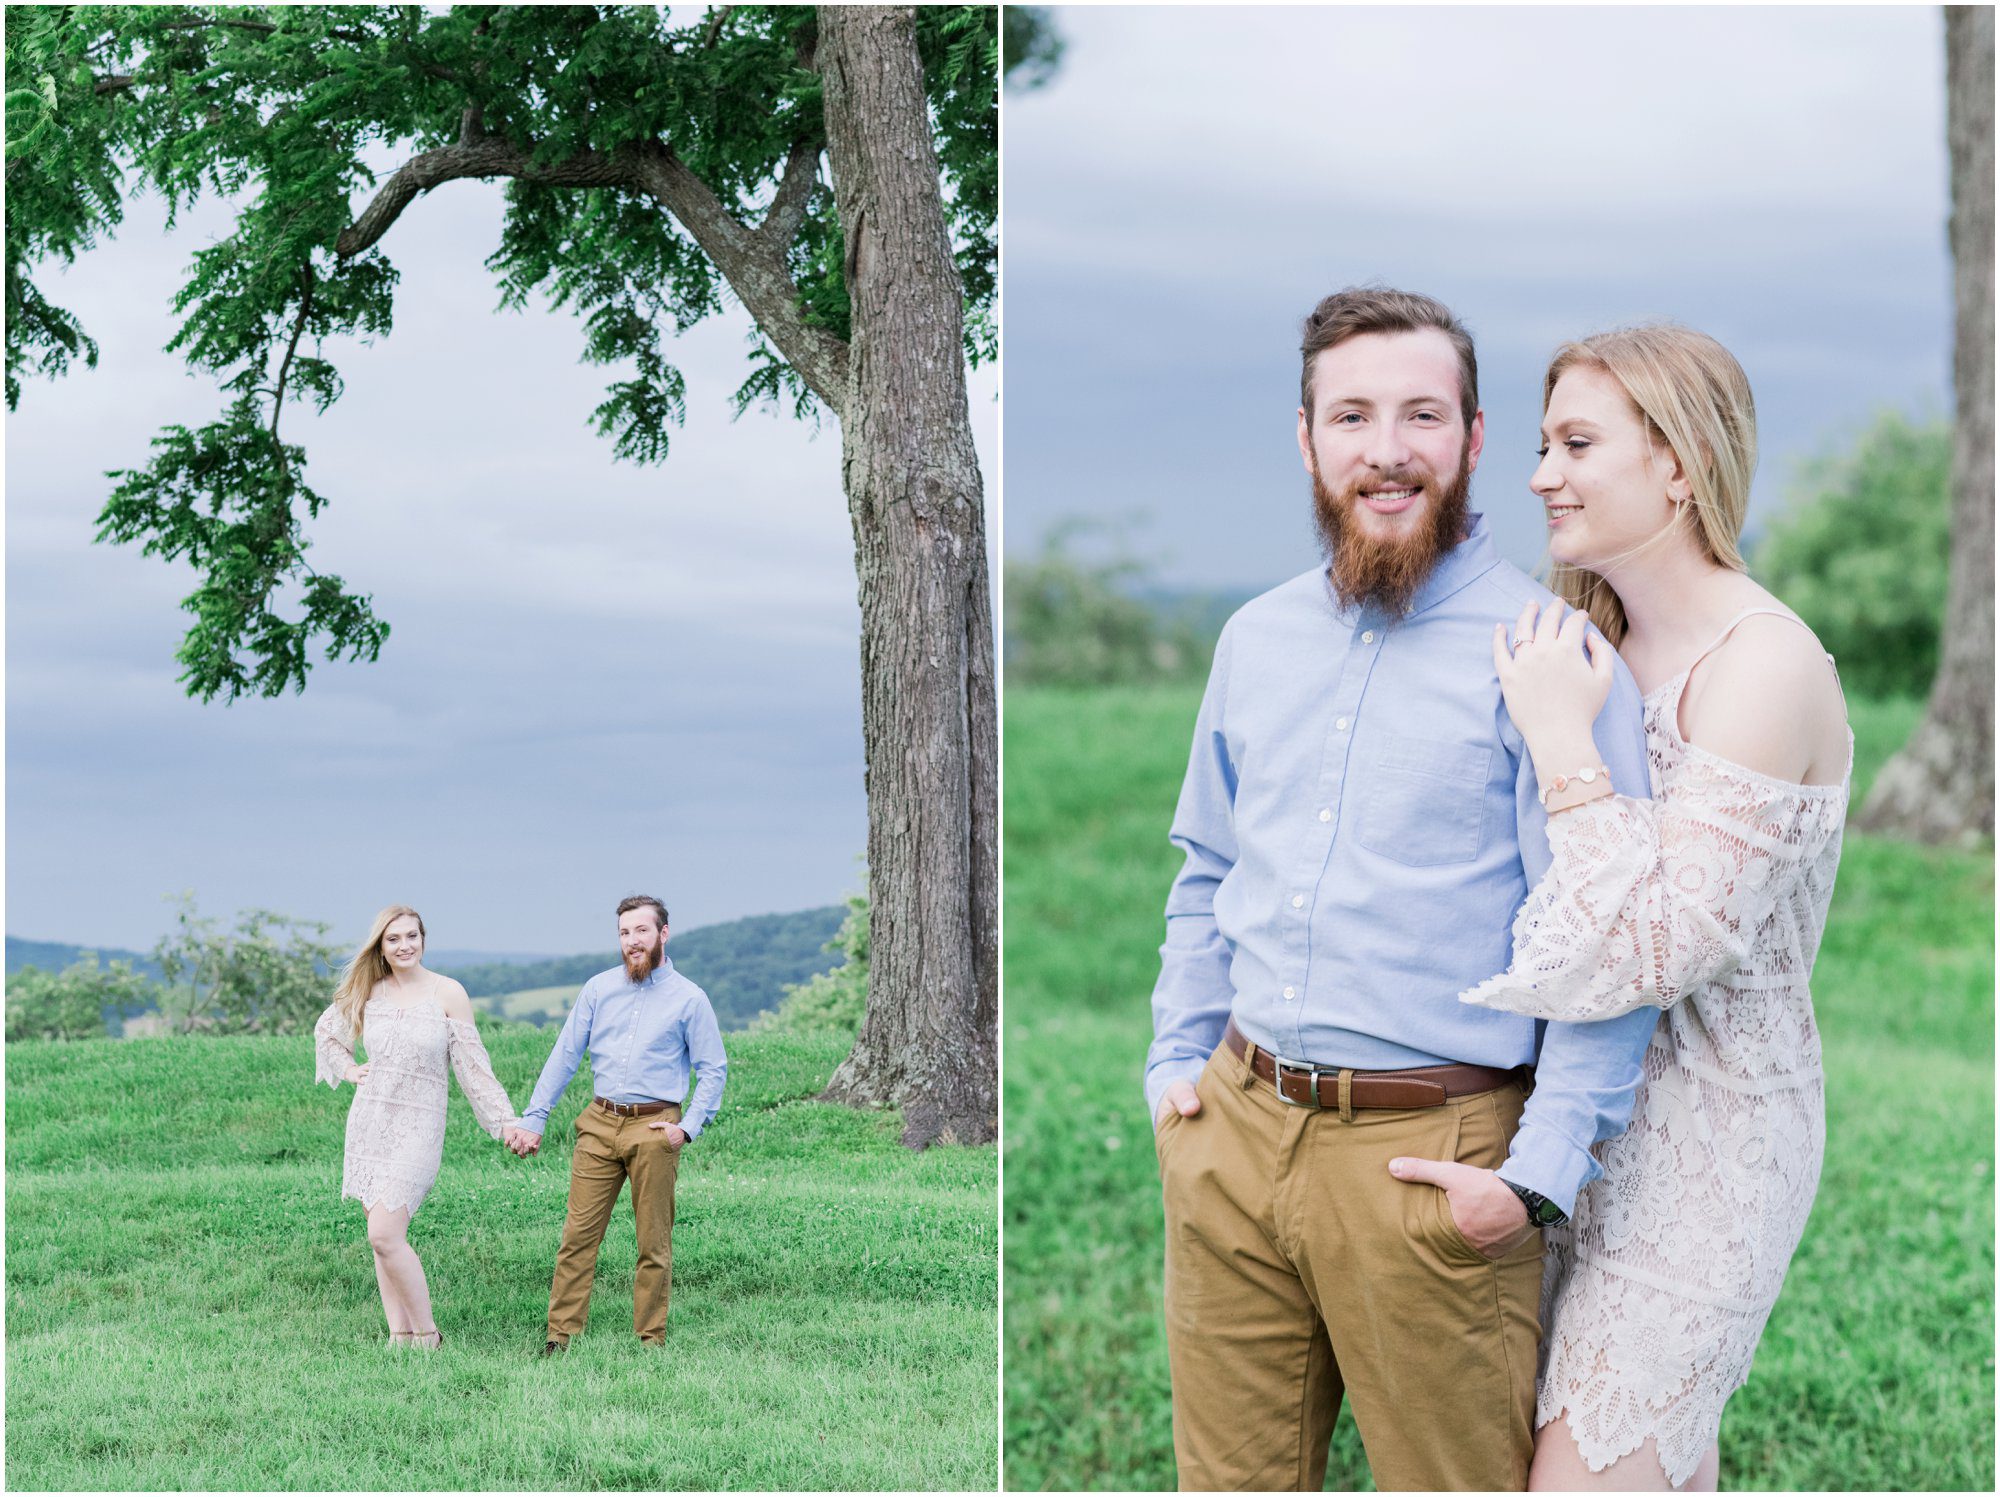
[1318,808,1331,822]
[1283,986,1296,1000]
[1335,717,1350,731]
[1361,631,1375,644]
[1291,894,1305,909]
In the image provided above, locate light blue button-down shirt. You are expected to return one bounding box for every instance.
[1145,515,1658,1214]
[519,956,728,1140]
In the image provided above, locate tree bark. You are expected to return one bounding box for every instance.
[814,5,997,1147]
[1856,6,1994,843]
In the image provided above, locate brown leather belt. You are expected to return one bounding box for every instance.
[1223,1019,1520,1111]
[595,1097,672,1118]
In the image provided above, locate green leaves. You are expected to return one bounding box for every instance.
[11,3,996,702]
[1754,411,1950,698]
[97,400,388,701]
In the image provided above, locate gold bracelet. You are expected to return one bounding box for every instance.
[1539,764,1612,813]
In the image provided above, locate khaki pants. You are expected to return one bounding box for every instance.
[1157,1044,1542,1492]
[546,1102,681,1345]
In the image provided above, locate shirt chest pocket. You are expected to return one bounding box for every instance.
[1355,732,1493,867]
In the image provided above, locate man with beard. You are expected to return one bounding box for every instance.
[507,894,727,1352]
[1146,288,1658,1491]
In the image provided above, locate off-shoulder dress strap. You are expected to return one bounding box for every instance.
[1669,605,1835,717]
[1687,605,1810,670]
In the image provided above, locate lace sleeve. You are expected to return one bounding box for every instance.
[447,1019,519,1140]
[314,1004,356,1087]
[1461,758,1824,1022]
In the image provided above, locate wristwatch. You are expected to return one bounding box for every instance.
[1503,1179,1569,1228]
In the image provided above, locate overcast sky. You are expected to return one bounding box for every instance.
[1003,4,1951,587]
[8,162,996,955]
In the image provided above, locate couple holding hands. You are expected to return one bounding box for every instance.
[312,894,727,1355]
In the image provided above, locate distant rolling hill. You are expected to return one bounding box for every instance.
[443,906,849,1030]
[7,904,850,1033]
[6,938,164,982]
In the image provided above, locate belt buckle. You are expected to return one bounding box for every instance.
[1271,1057,1324,1109]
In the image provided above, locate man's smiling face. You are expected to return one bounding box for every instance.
[1297,328,1485,611]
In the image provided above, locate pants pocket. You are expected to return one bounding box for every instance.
[1399,1107,1492,1268]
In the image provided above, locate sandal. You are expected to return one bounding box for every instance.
[411,1328,443,1351]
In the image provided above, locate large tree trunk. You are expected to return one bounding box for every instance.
[815,6,998,1147]
[1857,5,1994,843]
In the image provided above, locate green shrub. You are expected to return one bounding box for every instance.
[5,954,156,1042]
[1003,522,1209,686]
[151,894,344,1036]
[1755,411,1948,698]
[753,894,869,1038]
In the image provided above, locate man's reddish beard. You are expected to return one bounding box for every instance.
[623,935,664,983]
[1311,446,1473,614]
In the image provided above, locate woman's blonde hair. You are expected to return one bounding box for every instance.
[331,905,425,1042]
[1544,323,1758,646]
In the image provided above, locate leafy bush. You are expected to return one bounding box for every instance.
[5,954,157,1042]
[1003,522,1210,687]
[151,894,343,1036]
[753,894,869,1038]
[1755,411,1949,698]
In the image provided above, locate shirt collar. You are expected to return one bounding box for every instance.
[630,955,677,988]
[1321,511,1502,627]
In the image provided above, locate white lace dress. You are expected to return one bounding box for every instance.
[1461,612,1850,1485]
[313,993,519,1217]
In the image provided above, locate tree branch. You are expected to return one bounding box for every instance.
[333,130,851,414]
[703,6,738,47]
[268,266,315,487]
[94,75,136,96]
[632,143,850,415]
[154,17,279,36]
[757,135,823,253]
[333,137,635,260]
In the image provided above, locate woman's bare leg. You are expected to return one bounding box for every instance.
[366,1205,436,1341]
[1531,1412,1720,1492]
[373,1248,415,1339]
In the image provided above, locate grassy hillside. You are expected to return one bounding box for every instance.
[477,984,583,1025]
[7,1022,995,1490]
[1001,684,1993,1492]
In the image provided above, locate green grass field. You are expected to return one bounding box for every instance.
[1002,684,1994,1492]
[7,1024,996,1490]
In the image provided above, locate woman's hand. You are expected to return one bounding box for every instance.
[1493,601,1614,760]
[343,1061,371,1085]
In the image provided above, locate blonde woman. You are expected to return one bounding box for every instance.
[1457,326,1851,1490]
[313,905,520,1349]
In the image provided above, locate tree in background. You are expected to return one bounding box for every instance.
[5,953,156,1042]
[1001,6,1062,90]
[1754,412,1949,700]
[152,895,345,1035]
[754,890,869,1037]
[1003,522,1210,687]
[6,6,996,1144]
[1858,6,1993,842]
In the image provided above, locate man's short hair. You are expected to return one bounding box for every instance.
[616,894,669,928]
[1299,286,1479,432]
